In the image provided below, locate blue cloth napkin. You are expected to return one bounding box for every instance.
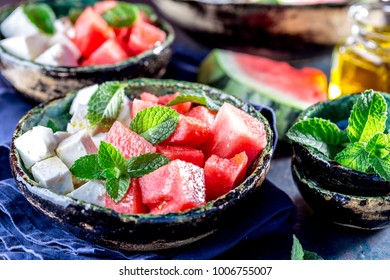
[0,43,295,259]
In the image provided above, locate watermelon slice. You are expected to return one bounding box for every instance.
[156,145,204,167]
[185,105,217,129]
[140,92,160,103]
[205,102,267,168]
[204,152,248,201]
[105,178,147,214]
[138,160,206,214]
[105,121,156,159]
[131,98,158,119]
[198,49,328,140]
[81,38,128,66]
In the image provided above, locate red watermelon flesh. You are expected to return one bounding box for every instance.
[131,99,158,119]
[206,102,267,167]
[105,121,156,159]
[156,145,204,167]
[185,105,217,128]
[139,160,206,214]
[162,115,210,148]
[158,93,192,115]
[204,152,248,201]
[140,92,160,103]
[234,52,327,104]
[81,38,128,66]
[105,178,147,214]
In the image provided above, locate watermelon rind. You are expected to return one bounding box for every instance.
[197,49,316,140]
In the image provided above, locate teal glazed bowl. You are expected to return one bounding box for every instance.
[290,93,390,229]
[0,0,175,103]
[10,78,274,251]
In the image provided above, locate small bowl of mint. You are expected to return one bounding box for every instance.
[287,90,390,230]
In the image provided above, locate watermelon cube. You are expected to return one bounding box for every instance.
[206,102,267,168]
[105,121,156,159]
[140,92,160,103]
[158,92,192,115]
[156,145,204,167]
[73,7,115,58]
[105,178,147,214]
[81,38,128,66]
[186,105,217,128]
[162,115,210,148]
[131,98,158,119]
[204,152,248,201]
[139,160,206,214]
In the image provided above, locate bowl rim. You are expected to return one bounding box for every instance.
[10,78,274,224]
[0,1,175,72]
[291,92,390,184]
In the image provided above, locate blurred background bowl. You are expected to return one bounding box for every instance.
[152,0,355,60]
[0,0,175,103]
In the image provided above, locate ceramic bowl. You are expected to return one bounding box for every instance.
[290,93,390,229]
[10,78,274,251]
[152,0,354,59]
[0,0,175,103]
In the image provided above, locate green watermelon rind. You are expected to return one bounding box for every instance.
[197,49,315,139]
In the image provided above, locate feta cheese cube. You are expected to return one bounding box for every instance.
[54,17,75,39]
[117,96,131,126]
[54,131,71,143]
[92,132,107,149]
[0,7,40,38]
[67,180,106,207]
[31,156,74,195]
[14,125,58,169]
[0,34,50,60]
[67,104,96,134]
[35,42,79,67]
[69,84,98,115]
[56,129,98,168]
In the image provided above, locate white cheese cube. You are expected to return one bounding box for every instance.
[49,32,80,60]
[0,7,40,38]
[56,129,98,168]
[35,42,79,67]
[67,104,96,134]
[0,34,50,60]
[54,17,75,39]
[117,96,131,126]
[54,131,71,143]
[32,156,74,195]
[92,132,107,149]
[69,84,98,115]
[14,125,58,169]
[67,180,106,207]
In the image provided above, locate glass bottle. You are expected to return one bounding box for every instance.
[329,2,390,99]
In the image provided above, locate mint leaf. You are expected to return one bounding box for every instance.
[46,120,59,133]
[98,142,127,172]
[102,2,138,28]
[347,90,387,143]
[366,133,390,159]
[166,89,221,111]
[291,235,305,260]
[303,251,324,260]
[70,154,105,180]
[130,106,180,145]
[335,142,371,173]
[22,4,56,35]
[127,153,170,178]
[105,176,131,203]
[87,82,126,128]
[369,154,390,181]
[286,118,348,158]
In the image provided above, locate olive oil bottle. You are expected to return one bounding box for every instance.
[329,3,390,99]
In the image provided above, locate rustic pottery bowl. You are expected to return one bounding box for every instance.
[290,93,390,229]
[10,78,274,251]
[0,0,175,103]
[152,0,354,59]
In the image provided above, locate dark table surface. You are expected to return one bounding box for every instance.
[0,0,389,260]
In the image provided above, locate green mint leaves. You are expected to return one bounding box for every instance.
[291,235,323,260]
[166,89,221,111]
[102,2,138,28]
[130,106,180,145]
[70,142,169,203]
[287,90,390,181]
[23,4,56,35]
[87,82,127,128]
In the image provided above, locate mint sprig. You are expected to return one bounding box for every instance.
[102,2,138,28]
[87,82,127,128]
[23,4,56,35]
[287,90,390,181]
[166,89,221,111]
[130,106,180,145]
[291,235,323,260]
[70,142,169,203]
